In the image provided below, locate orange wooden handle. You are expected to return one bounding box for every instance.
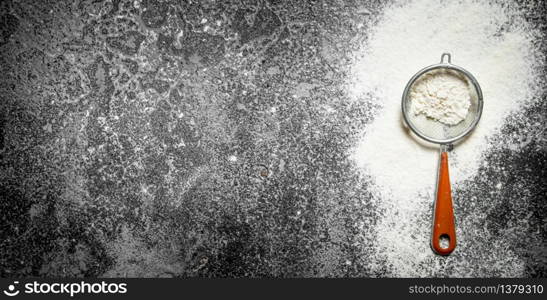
[431,151,457,255]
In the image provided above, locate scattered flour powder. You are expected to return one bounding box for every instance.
[349,0,544,277]
[409,70,471,125]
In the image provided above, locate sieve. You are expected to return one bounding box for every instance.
[401,53,483,255]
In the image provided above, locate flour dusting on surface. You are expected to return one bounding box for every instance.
[348,0,545,277]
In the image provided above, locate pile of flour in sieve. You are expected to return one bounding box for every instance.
[409,70,471,125]
[348,0,544,277]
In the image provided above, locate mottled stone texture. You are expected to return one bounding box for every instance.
[0,0,545,277]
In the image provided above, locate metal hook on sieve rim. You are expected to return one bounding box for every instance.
[440,53,451,64]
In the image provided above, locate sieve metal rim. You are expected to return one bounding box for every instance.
[401,53,484,145]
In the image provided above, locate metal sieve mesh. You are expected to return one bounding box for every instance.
[402,54,483,145]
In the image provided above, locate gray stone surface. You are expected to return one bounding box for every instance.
[0,0,545,277]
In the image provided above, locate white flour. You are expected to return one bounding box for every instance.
[349,0,544,277]
[409,70,471,125]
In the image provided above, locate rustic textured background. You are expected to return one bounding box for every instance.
[0,0,545,277]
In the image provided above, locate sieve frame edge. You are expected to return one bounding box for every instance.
[401,62,484,145]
